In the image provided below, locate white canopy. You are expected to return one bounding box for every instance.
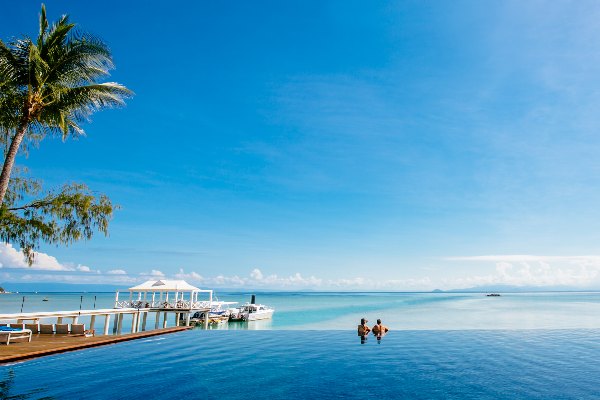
[128,280,201,292]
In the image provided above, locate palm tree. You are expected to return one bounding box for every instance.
[0,4,132,205]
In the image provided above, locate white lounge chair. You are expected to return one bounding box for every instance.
[0,328,32,345]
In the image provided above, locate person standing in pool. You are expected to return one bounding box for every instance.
[372,319,389,336]
[358,318,370,344]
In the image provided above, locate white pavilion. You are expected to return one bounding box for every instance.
[113,279,213,331]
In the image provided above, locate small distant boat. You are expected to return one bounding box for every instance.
[42,297,49,302]
[486,293,501,297]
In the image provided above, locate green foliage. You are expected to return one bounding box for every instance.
[0,177,116,264]
[0,4,132,140]
[0,4,130,265]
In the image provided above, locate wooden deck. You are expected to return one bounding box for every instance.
[0,326,193,364]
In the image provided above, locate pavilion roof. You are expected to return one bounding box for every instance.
[128,279,201,292]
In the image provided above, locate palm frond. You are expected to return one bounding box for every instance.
[40,15,74,61]
[28,43,50,89]
[42,34,113,87]
[37,4,48,49]
[0,40,27,84]
[39,82,132,138]
[0,4,133,142]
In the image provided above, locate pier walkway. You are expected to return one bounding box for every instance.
[0,326,192,364]
[0,304,210,335]
[0,308,141,335]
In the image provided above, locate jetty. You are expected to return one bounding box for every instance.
[0,279,214,335]
[0,279,214,363]
[0,326,192,364]
[115,279,214,330]
[0,307,140,336]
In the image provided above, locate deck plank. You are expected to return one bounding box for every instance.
[0,326,193,364]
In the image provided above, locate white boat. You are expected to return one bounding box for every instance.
[190,301,238,325]
[229,303,274,321]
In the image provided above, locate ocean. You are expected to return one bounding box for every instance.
[2,291,600,331]
[1,292,600,398]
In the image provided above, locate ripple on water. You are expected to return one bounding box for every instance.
[1,329,600,399]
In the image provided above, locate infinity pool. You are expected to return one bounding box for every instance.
[1,329,599,399]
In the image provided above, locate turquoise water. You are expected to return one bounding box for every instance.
[2,329,600,399]
[2,291,600,331]
[2,292,600,398]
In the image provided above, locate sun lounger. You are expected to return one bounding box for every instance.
[71,324,85,335]
[25,323,39,334]
[0,327,32,345]
[40,324,54,334]
[55,324,70,334]
[70,324,95,337]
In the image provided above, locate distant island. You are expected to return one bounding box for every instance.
[432,285,600,293]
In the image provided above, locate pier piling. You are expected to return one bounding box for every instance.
[104,314,111,335]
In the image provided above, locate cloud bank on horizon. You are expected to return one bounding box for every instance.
[2,244,600,290]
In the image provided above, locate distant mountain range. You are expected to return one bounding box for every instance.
[432,284,600,293]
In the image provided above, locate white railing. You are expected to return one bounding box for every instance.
[115,300,212,309]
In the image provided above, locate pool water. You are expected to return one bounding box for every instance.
[1,329,599,399]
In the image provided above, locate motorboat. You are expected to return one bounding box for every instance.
[189,301,238,325]
[486,293,501,297]
[229,303,274,321]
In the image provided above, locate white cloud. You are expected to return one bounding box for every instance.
[446,255,600,263]
[250,268,263,280]
[444,255,600,288]
[8,244,599,290]
[174,268,203,281]
[107,269,127,275]
[142,269,165,277]
[17,273,137,285]
[0,243,72,271]
[192,268,429,290]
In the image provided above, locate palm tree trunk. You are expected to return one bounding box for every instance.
[0,124,27,205]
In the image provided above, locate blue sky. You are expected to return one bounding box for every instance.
[2,1,600,290]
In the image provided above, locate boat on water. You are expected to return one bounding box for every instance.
[229,294,274,322]
[189,301,238,325]
[486,293,501,297]
[229,303,274,322]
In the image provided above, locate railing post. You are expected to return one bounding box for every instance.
[104,314,111,335]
